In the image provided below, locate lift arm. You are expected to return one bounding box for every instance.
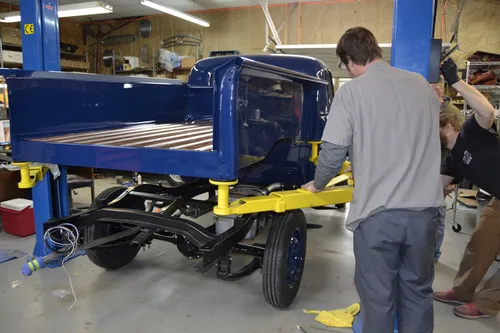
[213,173,353,216]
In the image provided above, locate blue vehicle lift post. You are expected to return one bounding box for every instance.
[20,0,70,257]
[391,0,436,80]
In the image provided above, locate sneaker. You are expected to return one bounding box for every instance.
[433,290,466,306]
[454,303,492,319]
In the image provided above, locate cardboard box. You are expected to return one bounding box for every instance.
[2,27,22,46]
[3,50,23,65]
[181,57,195,69]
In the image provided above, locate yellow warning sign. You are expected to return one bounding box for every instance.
[24,24,35,35]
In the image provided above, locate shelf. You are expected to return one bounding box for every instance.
[456,202,477,213]
[1,43,22,52]
[115,67,155,75]
[468,61,500,66]
[472,85,500,92]
[463,109,500,113]
[1,42,86,61]
[60,51,86,61]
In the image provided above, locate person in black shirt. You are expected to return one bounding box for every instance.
[433,58,500,319]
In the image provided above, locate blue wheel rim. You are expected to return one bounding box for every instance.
[286,227,304,288]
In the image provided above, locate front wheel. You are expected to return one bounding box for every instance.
[262,210,307,308]
[85,187,141,270]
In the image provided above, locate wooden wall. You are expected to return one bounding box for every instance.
[434,0,500,64]
[90,0,500,74]
[3,0,498,73]
[60,20,84,54]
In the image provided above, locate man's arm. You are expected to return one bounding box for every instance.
[302,84,354,193]
[441,59,495,129]
[441,175,454,191]
[313,142,349,190]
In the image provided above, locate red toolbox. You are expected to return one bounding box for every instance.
[0,198,35,237]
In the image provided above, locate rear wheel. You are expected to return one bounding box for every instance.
[85,187,141,270]
[263,210,307,308]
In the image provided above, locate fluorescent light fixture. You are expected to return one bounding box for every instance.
[0,14,20,23]
[139,0,210,27]
[0,1,113,23]
[2,12,21,23]
[58,1,113,18]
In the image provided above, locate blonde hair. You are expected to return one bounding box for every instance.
[440,107,465,132]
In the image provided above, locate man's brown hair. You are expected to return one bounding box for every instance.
[336,27,382,66]
[440,108,465,132]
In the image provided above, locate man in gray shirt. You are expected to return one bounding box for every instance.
[302,27,444,333]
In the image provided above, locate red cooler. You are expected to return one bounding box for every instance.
[0,198,35,237]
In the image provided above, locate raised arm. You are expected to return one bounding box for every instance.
[441,59,495,129]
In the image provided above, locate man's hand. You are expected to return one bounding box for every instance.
[301,181,321,193]
[441,58,461,86]
[444,184,456,197]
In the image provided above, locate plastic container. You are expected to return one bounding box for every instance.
[0,198,35,237]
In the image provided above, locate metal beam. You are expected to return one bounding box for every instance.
[100,20,134,38]
[259,0,282,45]
[41,0,60,71]
[264,2,297,52]
[391,0,435,79]
[20,0,44,70]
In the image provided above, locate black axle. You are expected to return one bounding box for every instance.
[44,184,265,271]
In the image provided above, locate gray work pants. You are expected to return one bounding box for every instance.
[354,208,439,333]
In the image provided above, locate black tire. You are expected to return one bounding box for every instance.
[452,223,462,233]
[263,210,307,309]
[85,187,141,270]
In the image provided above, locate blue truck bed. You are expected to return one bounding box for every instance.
[3,56,332,182]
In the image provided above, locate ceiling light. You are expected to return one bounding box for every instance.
[58,1,113,18]
[0,15,20,23]
[138,0,210,27]
[0,1,113,23]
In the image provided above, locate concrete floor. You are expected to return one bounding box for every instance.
[0,179,499,333]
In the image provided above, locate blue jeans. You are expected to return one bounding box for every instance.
[434,206,446,261]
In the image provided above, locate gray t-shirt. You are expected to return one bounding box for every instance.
[323,61,445,230]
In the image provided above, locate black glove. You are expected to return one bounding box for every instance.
[441,58,461,85]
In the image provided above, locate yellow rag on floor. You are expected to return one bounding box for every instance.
[303,303,360,328]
